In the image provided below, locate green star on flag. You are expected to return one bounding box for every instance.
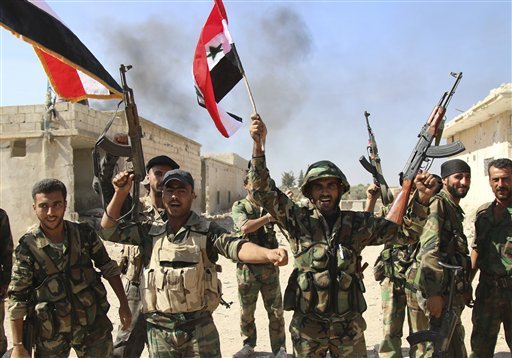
[207,44,223,61]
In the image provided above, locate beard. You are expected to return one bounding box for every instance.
[447,184,469,199]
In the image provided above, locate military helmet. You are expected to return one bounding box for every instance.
[300,160,350,196]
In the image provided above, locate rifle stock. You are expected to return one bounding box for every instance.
[385,178,413,224]
[385,72,465,224]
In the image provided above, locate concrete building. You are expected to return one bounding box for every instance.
[442,83,511,236]
[201,153,247,214]
[0,101,203,240]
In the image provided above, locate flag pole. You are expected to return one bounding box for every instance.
[231,42,265,151]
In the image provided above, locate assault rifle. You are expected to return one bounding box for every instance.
[407,262,462,357]
[359,111,394,206]
[93,64,146,221]
[385,72,465,224]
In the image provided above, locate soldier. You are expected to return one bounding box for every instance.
[370,176,442,358]
[105,154,179,358]
[415,159,472,357]
[470,158,512,356]
[248,115,437,357]
[0,209,13,355]
[100,169,289,357]
[231,174,286,358]
[8,179,131,358]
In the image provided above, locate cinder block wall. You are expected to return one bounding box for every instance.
[1,102,202,241]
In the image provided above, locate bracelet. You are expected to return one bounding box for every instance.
[13,342,23,347]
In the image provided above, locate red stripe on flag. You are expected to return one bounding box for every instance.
[37,49,87,100]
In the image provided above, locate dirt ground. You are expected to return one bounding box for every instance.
[4,220,510,357]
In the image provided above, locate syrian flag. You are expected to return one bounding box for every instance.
[193,0,244,138]
[0,0,122,102]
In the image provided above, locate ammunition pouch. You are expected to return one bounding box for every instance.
[285,242,367,316]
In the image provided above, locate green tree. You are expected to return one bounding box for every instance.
[281,171,296,188]
[297,170,304,188]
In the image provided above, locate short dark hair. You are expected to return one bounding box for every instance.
[32,179,67,200]
[488,158,512,175]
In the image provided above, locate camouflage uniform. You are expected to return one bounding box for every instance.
[375,242,429,358]
[248,156,428,357]
[113,195,166,358]
[470,202,512,356]
[415,189,472,357]
[101,211,249,358]
[0,209,13,355]
[374,205,428,358]
[231,198,285,354]
[8,221,120,357]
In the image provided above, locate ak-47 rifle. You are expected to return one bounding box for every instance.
[407,262,462,357]
[359,111,394,206]
[386,72,465,224]
[93,64,146,221]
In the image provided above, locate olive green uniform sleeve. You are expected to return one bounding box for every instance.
[231,200,249,232]
[204,221,248,263]
[7,240,34,320]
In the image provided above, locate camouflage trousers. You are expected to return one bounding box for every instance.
[34,314,113,358]
[379,278,429,358]
[113,281,147,358]
[470,282,512,357]
[0,299,6,355]
[147,314,221,358]
[289,312,367,357]
[236,263,285,354]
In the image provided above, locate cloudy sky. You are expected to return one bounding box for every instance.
[1,0,510,187]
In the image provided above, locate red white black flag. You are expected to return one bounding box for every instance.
[0,0,122,102]
[193,0,244,138]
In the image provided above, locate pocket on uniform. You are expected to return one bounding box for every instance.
[297,272,314,314]
[141,268,157,313]
[74,288,97,325]
[154,268,173,313]
[53,300,72,333]
[34,302,56,339]
[313,270,330,314]
[182,266,203,311]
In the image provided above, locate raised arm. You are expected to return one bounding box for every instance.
[101,170,134,229]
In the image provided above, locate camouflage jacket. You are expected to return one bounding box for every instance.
[416,190,471,300]
[248,156,428,318]
[374,204,419,286]
[8,221,120,320]
[472,201,512,279]
[0,209,13,288]
[231,197,278,250]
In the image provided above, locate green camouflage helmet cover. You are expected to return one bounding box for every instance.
[300,160,350,196]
